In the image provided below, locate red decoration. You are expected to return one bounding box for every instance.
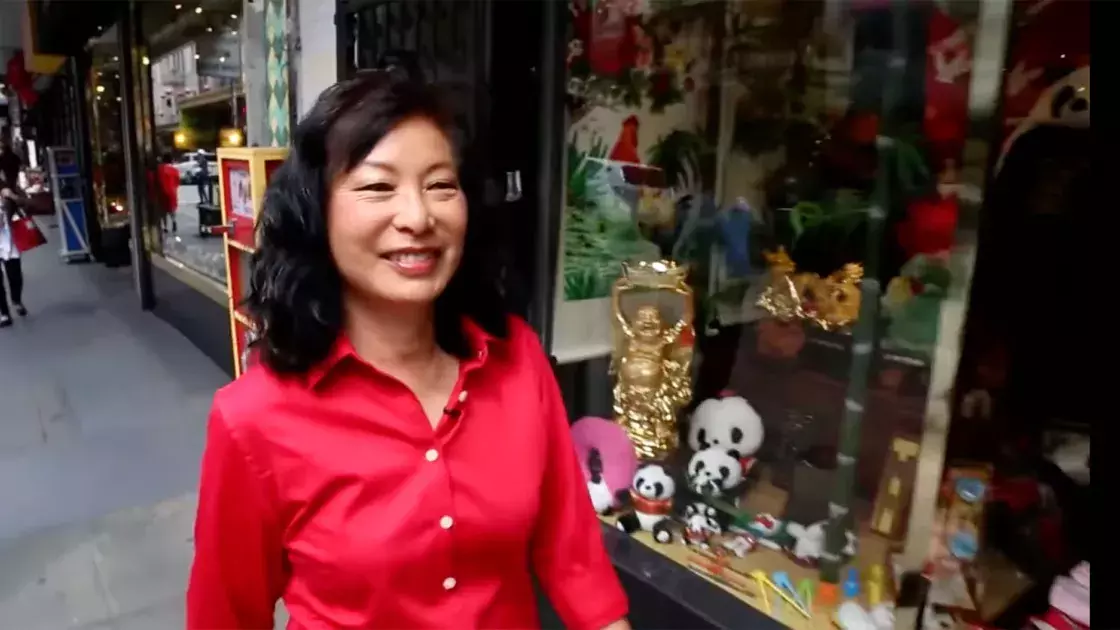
[608,115,642,164]
[5,51,38,108]
[924,8,972,166]
[998,0,1090,145]
[897,196,959,259]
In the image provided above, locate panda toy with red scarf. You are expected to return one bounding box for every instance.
[616,463,676,542]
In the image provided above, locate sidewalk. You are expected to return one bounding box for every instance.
[0,229,226,629]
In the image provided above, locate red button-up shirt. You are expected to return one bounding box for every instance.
[187,317,627,629]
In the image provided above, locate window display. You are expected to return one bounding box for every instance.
[556,0,1003,626]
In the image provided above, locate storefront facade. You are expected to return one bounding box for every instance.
[27,0,1090,626]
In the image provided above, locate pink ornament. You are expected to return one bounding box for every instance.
[571,416,638,503]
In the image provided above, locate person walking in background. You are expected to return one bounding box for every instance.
[157,153,181,232]
[0,140,22,192]
[0,186,28,327]
[194,149,211,205]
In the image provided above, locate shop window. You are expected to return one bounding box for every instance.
[87,59,130,230]
[140,0,245,287]
[556,0,1018,624]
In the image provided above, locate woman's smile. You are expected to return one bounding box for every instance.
[381,247,442,277]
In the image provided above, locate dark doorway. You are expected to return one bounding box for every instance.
[336,0,550,324]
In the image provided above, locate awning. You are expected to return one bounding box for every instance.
[31,0,119,57]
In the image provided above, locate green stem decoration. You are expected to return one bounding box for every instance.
[818,0,908,585]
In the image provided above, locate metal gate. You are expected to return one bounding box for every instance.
[336,0,491,140]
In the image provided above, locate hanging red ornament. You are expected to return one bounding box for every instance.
[5,51,38,108]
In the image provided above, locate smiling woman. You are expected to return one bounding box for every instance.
[187,72,632,630]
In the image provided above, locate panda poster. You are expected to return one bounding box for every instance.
[996,0,1090,149]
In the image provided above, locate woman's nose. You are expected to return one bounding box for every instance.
[391,188,432,233]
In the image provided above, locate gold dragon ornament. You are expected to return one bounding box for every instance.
[757,247,864,331]
[611,261,695,460]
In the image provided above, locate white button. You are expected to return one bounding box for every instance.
[458,390,468,403]
[425,449,439,462]
[443,577,457,590]
[440,515,454,529]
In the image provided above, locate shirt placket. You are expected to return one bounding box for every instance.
[426,349,486,599]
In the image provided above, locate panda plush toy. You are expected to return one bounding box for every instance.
[682,502,722,549]
[616,463,676,536]
[686,447,743,498]
[688,393,765,477]
[686,393,764,498]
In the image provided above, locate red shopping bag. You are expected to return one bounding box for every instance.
[10,211,47,252]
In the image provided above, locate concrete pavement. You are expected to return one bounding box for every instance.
[0,224,231,629]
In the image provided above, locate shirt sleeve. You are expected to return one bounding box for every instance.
[526,330,629,630]
[187,404,286,629]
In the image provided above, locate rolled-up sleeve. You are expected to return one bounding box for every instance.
[527,337,629,630]
[187,404,286,629]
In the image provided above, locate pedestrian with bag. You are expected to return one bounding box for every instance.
[0,185,29,327]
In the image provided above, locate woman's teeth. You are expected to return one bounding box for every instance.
[389,251,435,264]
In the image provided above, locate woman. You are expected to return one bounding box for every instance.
[0,185,27,327]
[187,73,630,630]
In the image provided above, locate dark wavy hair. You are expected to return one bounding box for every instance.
[246,72,511,374]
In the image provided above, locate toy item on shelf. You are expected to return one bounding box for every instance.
[751,570,811,620]
[944,468,990,563]
[688,553,758,598]
[867,565,885,606]
[571,416,639,514]
[842,567,860,599]
[784,520,857,568]
[720,532,757,558]
[686,448,743,498]
[682,502,722,550]
[882,254,953,353]
[835,601,895,630]
[870,435,922,540]
[616,463,675,534]
[1029,562,1089,630]
[735,512,784,550]
[687,392,765,474]
[771,571,808,612]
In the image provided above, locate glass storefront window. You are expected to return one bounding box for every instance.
[558,0,1001,622]
[88,55,131,230]
[141,0,245,286]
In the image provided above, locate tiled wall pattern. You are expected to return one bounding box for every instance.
[264,0,290,147]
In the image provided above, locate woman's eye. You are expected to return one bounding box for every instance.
[357,182,394,193]
[428,180,459,192]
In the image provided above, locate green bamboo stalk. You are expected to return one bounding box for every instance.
[818,0,908,585]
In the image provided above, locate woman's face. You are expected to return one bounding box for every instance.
[327,116,465,309]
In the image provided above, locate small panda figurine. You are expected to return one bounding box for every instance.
[686,448,743,498]
[688,394,765,478]
[616,463,675,535]
[682,502,722,549]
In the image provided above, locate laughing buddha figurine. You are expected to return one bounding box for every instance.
[611,261,695,460]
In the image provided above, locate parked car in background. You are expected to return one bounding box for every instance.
[173,152,218,184]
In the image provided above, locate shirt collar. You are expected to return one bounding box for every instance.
[305,317,499,390]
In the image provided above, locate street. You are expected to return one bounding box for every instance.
[0,230,285,628]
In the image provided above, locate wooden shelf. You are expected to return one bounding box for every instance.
[227,239,256,254]
[233,308,256,330]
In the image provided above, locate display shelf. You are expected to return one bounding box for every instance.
[233,308,256,330]
[602,477,896,630]
[218,147,288,378]
[228,239,256,255]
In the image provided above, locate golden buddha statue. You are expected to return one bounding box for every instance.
[611,261,695,460]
